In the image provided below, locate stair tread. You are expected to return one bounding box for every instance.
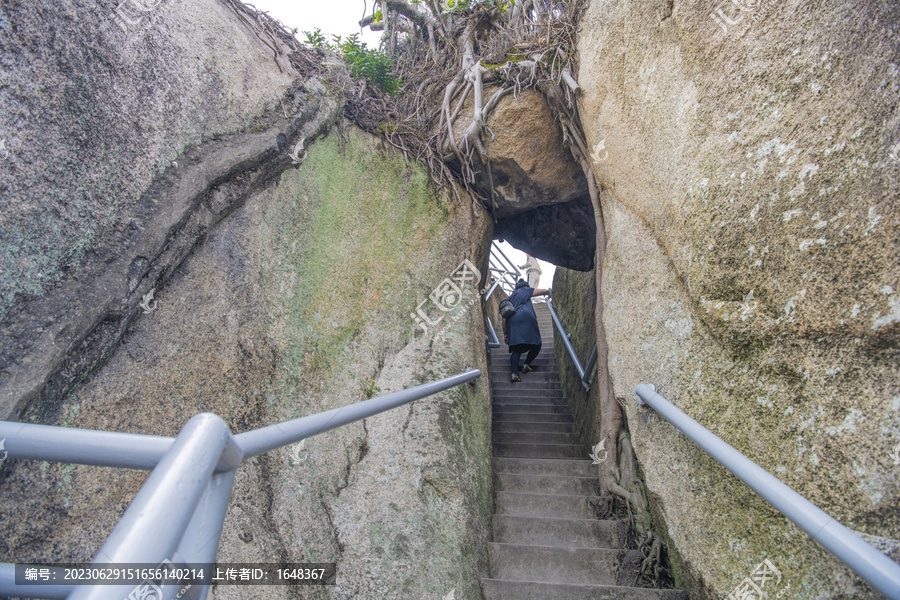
[480,579,689,600]
[487,321,685,598]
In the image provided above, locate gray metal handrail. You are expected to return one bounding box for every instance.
[483,279,502,302]
[545,299,596,392]
[636,384,900,599]
[489,244,521,294]
[485,316,501,349]
[0,368,482,600]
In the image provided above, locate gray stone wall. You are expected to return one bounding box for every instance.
[576,0,900,598]
[0,2,496,597]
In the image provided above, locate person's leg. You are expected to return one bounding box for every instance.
[524,343,542,366]
[510,348,523,374]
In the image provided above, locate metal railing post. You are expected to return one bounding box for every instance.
[68,414,241,600]
[582,345,598,389]
[0,368,482,600]
[636,384,900,600]
[485,317,501,349]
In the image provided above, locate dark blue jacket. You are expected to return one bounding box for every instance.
[506,287,541,347]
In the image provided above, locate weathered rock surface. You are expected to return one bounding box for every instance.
[0,2,495,598]
[494,194,595,271]
[451,88,595,269]
[0,0,311,422]
[571,0,900,598]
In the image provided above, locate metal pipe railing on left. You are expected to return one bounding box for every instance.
[236,368,482,458]
[485,317,501,348]
[0,368,482,600]
[636,384,900,600]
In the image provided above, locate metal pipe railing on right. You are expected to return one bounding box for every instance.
[635,384,900,600]
[545,299,593,391]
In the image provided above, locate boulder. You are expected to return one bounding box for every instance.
[0,3,494,598]
[572,0,900,598]
[451,88,595,269]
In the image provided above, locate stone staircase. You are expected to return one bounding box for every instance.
[480,302,687,599]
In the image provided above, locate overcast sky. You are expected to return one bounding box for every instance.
[248,0,382,46]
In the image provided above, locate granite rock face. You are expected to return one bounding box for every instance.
[572,0,900,598]
[0,3,494,598]
[452,88,595,270]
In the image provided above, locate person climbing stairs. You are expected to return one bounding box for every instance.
[481,303,688,599]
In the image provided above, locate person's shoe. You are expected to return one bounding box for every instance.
[519,364,534,374]
[510,373,521,383]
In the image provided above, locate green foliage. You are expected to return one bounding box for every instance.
[339,34,402,95]
[446,0,510,12]
[303,28,327,48]
[362,378,381,399]
[301,30,401,95]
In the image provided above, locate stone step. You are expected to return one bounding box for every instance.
[493,432,580,446]
[495,473,599,495]
[492,403,572,415]
[491,355,556,364]
[492,515,625,548]
[488,543,622,586]
[493,457,594,477]
[493,421,574,434]
[492,395,565,407]
[480,579,689,600]
[492,380,563,391]
[493,412,574,424]
[491,389,565,400]
[493,442,586,459]
[495,492,601,520]
[489,369,561,381]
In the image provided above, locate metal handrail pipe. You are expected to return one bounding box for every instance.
[546,300,589,391]
[483,279,501,301]
[490,246,520,280]
[235,368,482,459]
[488,266,518,277]
[635,384,900,600]
[485,317,501,348]
[0,421,174,470]
[175,470,237,600]
[582,345,598,388]
[0,564,71,599]
[69,414,241,600]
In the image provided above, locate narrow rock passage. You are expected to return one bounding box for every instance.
[480,303,687,599]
